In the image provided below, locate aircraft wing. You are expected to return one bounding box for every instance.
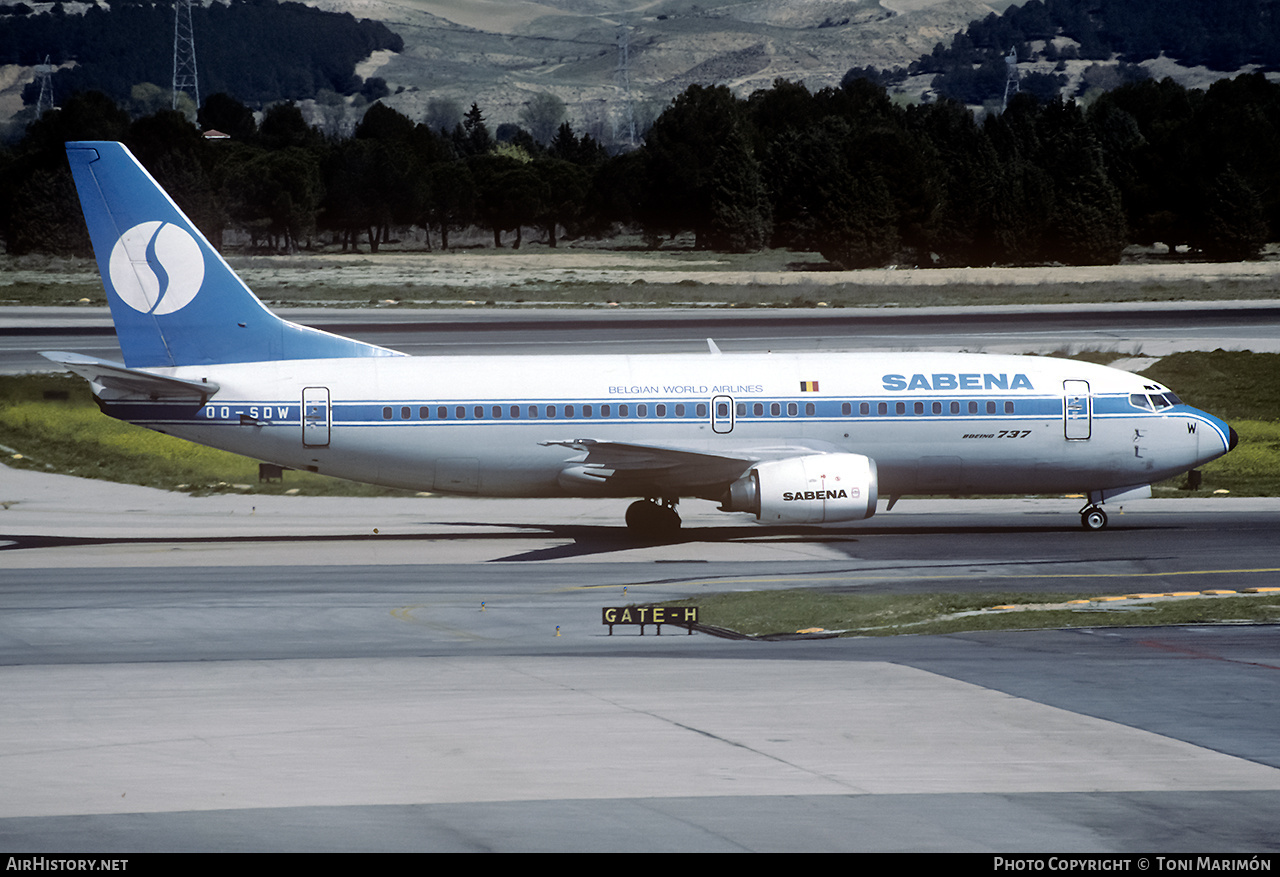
[540,437,846,496]
[40,352,220,401]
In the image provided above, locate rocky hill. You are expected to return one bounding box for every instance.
[4,0,1265,145]
[305,0,1013,140]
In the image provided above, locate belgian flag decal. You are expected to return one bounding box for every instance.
[800,381,820,392]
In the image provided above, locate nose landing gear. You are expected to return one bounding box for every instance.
[1080,505,1108,531]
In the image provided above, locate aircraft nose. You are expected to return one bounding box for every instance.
[1229,425,1239,451]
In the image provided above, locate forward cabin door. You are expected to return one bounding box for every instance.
[1063,380,1091,440]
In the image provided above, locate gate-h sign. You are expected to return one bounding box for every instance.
[602,605,698,635]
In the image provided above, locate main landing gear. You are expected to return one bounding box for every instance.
[625,498,681,538]
[1080,504,1108,531]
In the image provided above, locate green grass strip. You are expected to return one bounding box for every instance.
[658,589,1280,638]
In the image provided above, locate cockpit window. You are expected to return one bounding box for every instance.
[1134,392,1181,411]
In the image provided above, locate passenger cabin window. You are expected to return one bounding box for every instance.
[805,402,815,416]
[382,407,392,420]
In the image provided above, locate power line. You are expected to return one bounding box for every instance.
[35,54,55,116]
[614,23,636,148]
[1002,46,1019,111]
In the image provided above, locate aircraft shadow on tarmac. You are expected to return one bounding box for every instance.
[0,519,1136,563]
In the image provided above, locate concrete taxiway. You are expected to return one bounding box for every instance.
[1,469,1278,851]
[5,301,1280,372]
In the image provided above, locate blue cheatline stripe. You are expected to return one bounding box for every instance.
[104,395,1093,421]
[109,402,1062,430]
[112,393,1224,442]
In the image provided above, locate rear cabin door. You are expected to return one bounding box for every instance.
[302,386,331,448]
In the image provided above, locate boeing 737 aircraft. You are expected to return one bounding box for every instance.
[46,141,1237,533]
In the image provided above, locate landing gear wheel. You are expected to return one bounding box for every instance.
[1081,507,1108,531]
[625,500,681,538]
[624,500,653,531]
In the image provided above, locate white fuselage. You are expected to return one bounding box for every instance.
[102,350,1233,502]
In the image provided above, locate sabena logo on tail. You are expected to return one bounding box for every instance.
[108,221,205,315]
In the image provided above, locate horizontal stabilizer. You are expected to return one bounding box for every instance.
[40,351,220,401]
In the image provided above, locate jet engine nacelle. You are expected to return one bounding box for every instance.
[720,453,878,523]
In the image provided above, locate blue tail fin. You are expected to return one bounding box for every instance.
[65,141,403,368]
